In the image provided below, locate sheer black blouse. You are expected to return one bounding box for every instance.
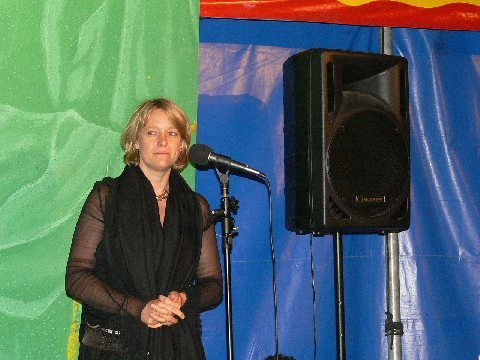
[65,182,223,320]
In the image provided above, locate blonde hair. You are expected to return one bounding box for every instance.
[120,98,191,170]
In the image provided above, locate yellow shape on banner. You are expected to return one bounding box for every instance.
[66,301,80,360]
[191,120,198,135]
[337,0,480,7]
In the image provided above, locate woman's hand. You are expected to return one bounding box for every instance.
[167,291,187,308]
[141,297,185,328]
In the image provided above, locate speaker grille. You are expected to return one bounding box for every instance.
[327,104,409,218]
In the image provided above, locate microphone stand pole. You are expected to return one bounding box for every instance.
[212,169,239,360]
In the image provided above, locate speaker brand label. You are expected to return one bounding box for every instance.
[355,195,387,203]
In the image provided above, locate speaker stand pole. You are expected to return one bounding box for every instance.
[380,25,404,360]
[333,232,346,360]
[385,233,404,360]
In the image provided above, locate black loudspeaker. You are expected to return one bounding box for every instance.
[283,49,410,234]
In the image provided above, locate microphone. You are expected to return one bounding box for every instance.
[189,144,267,181]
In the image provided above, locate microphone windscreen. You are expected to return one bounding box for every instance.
[189,143,212,166]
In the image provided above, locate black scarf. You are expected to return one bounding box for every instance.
[88,165,205,359]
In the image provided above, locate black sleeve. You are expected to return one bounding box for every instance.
[65,183,145,318]
[187,193,223,312]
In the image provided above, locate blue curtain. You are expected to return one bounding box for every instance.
[197,19,480,360]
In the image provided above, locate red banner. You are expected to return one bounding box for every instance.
[200,0,480,31]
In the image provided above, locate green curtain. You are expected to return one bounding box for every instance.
[0,1,199,358]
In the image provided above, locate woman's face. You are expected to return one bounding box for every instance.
[135,108,183,174]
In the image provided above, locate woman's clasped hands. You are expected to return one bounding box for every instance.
[141,291,187,328]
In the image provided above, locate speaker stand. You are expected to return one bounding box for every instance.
[380,26,404,360]
[385,233,404,360]
[334,232,347,360]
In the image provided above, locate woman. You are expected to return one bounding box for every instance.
[66,98,223,359]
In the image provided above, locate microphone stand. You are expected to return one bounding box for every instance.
[211,169,239,360]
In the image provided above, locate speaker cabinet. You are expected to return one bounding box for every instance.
[283,49,410,234]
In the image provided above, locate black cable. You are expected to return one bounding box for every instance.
[310,233,317,360]
[265,178,279,358]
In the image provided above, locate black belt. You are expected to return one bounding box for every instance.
[81,322,127,353]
